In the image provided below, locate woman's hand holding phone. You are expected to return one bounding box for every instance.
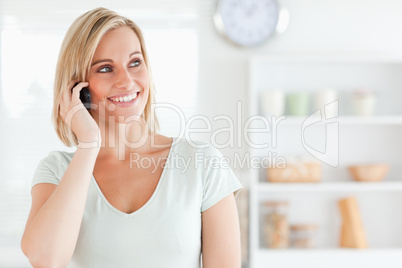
[60,81,101,148]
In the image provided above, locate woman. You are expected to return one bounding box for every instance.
[21,7,243,268]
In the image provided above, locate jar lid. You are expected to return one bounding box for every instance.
[263,201,289,207]
[290,224,318,231]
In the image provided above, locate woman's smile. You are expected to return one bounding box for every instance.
[107,91,140,107]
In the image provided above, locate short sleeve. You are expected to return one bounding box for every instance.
[200,145,243,212]
[31,151,68,191]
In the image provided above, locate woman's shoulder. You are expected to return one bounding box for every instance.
[38,149,75,168]
[32,150,76,186]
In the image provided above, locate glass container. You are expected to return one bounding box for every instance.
[290,224,318,248]
[263,201,289,249]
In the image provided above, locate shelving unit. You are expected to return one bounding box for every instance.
[247,55,402,268]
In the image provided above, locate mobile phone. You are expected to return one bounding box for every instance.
[72,82,91,110]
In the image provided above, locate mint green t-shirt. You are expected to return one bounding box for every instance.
[31,137,243,267]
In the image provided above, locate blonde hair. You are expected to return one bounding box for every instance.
[52,7,160,147]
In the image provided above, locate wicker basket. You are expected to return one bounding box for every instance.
[348,164,389,182]
[267,162,321,183]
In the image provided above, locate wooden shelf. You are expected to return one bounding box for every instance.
[257,181,402,192]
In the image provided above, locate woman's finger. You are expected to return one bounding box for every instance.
[72,82,89,101]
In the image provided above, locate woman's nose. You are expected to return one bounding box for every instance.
[114,68,135,90]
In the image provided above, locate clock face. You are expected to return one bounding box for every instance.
[214,0,280,47]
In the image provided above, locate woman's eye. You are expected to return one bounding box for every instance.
[98,66,112,73]
[96,60,141,73]
[130,59,142,67]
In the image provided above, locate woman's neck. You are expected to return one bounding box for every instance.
[97,117,153,161]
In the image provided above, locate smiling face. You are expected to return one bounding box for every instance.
[88,25,149,124]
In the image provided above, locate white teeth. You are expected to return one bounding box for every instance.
[110,92,138,102]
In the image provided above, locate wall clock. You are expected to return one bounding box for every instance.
[214,0,287,47]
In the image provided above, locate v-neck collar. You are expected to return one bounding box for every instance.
[91,136,177,217]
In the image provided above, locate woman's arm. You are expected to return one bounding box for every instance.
[201,193,242,268]
[21,146,99,268]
